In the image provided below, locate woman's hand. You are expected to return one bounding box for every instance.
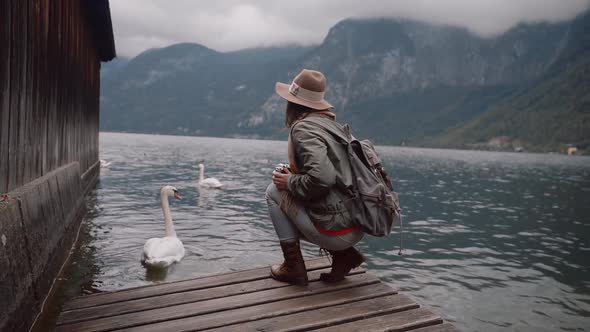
[272,170,292,191]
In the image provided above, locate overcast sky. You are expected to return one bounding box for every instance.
[110,0,590,57]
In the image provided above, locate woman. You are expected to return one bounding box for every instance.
[266,69,364,286]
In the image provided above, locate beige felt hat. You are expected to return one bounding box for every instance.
[275,69,333,110]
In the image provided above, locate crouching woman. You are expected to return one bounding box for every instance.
[266,69,364,286]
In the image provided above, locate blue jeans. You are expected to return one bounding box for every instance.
[265,183,363,251]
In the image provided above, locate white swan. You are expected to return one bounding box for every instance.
[198,162,223,189]
[141,185,185,268]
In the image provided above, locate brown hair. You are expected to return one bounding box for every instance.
[285,101,327,128]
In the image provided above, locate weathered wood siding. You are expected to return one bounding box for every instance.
[0,0,101,195]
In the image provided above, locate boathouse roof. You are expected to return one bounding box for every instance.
[83,0,116,61]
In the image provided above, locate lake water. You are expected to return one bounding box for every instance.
[42,132,590,331]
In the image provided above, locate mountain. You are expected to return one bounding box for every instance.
[436,10,590,151]
[100,12,590,152]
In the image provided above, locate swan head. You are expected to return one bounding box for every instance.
[161,185,181,200]
[198,161,204,169]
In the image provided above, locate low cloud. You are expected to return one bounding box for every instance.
[110,0,590,57]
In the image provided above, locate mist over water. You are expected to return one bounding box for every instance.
[56,132,590,331]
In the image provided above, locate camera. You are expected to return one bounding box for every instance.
[274,163,291,173]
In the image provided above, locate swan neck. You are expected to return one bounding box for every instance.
[160,193,176,237]
[199,166,205,181]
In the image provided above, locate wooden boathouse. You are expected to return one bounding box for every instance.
[0,1,115,331]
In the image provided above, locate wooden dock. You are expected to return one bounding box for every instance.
[55,258,459,332]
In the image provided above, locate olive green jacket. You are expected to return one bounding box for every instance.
[287,115,356,231]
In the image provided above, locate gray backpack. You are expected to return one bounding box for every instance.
[301,118,401,237]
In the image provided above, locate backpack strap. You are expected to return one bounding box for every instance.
[293,117,357,197]
[298,117,379,171]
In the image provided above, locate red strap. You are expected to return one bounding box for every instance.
[315,224,359,236]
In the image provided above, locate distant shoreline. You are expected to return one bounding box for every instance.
[98,131,587,156]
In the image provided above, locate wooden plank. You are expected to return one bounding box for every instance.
[30,0,39,182]
[57,267,365,325]
[0,0,9,193]
[313,307,443,332]
[121,281,396,332]
[15,0,26,188]
[408,322,462,332]
[22,0,32,186]
[38,1,48,177]
[46,0,56,174]
[55,273,385,332]
[62,257,333,311]
[6,0,20,192]
[210,293,419,332]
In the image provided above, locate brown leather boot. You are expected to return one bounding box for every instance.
[319,246,365,283]
[270,240,308,286]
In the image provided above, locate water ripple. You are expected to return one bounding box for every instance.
[54,133,590,332]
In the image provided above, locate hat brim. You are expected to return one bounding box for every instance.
[275,82,333,110]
